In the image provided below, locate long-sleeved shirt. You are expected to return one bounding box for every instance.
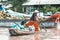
[49,13,60,23]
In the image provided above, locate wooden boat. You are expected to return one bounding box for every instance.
[9,29,36,36]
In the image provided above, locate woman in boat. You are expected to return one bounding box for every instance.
[49,12,60,30]
[43,12,60,30]
[24,10,40,31]
[9,10,40,36]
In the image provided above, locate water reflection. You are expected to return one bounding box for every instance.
[0,32,45,40]
[0,28,60,40]
[0,28,41,40]
[0,34,40,40]
[10,35,34,40]
[34,34,40,40]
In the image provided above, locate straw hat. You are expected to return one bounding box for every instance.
[34,10,39,13]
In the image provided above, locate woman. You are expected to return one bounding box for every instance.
[43,12,60,30]
[25,10,40,31]
[9,10,40,36]
[49,12,60,30]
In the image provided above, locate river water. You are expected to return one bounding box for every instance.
[0,28,60,40]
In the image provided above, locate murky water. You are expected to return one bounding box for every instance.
[0,35,9,40]
[0,28,60,40]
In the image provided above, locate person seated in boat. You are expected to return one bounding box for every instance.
[43,12,60,23]
[9,10,40,36]
[43,12,60,30]
[24,10,40,31]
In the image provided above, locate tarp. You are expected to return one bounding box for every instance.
[22,0,60,5]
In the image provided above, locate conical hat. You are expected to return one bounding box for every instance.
[34,10,39,13]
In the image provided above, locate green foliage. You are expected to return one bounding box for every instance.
[51,7,58,14]
[42,5,58,14]
[57,7,60,12]
[11,0,27,12]
[42,5,51,13]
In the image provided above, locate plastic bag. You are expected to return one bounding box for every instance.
[29,25,35,31]
[25,25,35,31]
[12,24,25,31]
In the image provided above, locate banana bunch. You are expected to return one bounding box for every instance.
[0,11,17,19]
